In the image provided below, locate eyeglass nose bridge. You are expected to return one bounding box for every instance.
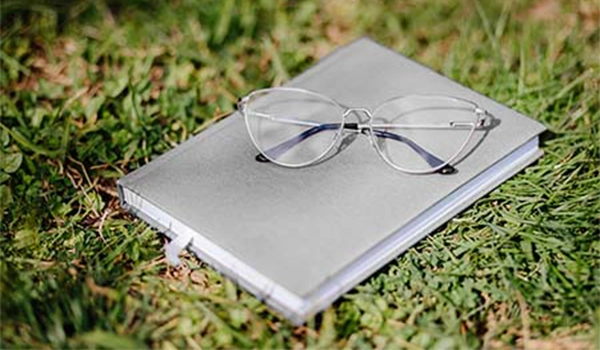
[343,107,373,135]
[343,107,372,119]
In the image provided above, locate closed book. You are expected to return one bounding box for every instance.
[118,37,546,324]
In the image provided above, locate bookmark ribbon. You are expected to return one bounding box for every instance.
[165,232,194,266]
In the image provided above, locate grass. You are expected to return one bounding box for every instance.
[0,0,598,348]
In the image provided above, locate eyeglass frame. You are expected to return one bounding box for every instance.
[236,87,492,175]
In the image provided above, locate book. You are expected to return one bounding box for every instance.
[118,37,546,324]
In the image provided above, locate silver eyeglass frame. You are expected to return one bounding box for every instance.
[238,87,491,175]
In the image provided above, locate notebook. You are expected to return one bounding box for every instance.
[118,37,546,324]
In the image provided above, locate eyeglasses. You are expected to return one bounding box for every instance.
[237,87,492,174]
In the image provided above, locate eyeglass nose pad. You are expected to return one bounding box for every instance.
[361,127,374,146]
[360,113,374,147]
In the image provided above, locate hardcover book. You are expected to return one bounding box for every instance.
[118,38,546,324]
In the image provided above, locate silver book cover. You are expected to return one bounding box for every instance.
[118,38,546,324]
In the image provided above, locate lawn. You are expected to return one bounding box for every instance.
[1,0,599,348]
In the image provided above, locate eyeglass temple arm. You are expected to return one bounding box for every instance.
[254,123,340,162]
[255,123,455,174]
[370,128,452,171]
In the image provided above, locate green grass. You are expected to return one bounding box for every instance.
[1,0,599,348]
